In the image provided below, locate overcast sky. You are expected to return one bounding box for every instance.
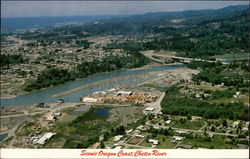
[1,1,249,18]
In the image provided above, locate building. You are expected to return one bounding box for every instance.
[165,120,171,125]
[143,107,155,114]
[135,135,145,138]
[36,132,56,145]
[172,136,185,141]
[191,116,202,120]
[113,135,123,142]
[47,115,56,121]
[208,133,214,138]
[232,121,240,128]
[116,91,132,96]
[175,130,191,134]
[133,130,141,135]
[148,139,159,145]
[82,97,98,103]
[55,112,62,117]
[136,125,144,130]
[126,129,133,134]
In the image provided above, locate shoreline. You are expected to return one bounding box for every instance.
[51,63,185,98]
[1,63,183,100]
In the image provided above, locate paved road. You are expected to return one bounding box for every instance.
[150,124,238,137]
[0,111,45,119]
[141,51,229,65]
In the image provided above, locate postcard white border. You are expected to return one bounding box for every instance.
[1,149,249,159]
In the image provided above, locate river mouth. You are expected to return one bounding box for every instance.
[0,64,185,107]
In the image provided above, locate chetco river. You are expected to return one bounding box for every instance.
[0,65,185,107]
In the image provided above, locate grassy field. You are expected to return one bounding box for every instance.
[173,120,205,130]
[182,135,238,149]
[139,135,176,149]
[155,135,176,149]
[44,107,118,148]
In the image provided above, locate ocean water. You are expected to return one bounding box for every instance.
[1,15,115,34]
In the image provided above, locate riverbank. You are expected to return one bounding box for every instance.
[52,66,195,99]
[0,64,185,107]
[0,63,182,100]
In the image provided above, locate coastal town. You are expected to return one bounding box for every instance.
[0,4,249,150]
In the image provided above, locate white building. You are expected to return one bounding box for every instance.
[136,125,144,130]
[175,130,191,134]
[135,135,145,138]
[148,139,159,145]
[47,115,56,121]
[232,121,240,128]
[165,120,171,125]
[143,107,155,114]
[36,132,56,145]
[125,129,133,134]
[172,136,185,141]
[82,97,98,103]
[113,135,123,142]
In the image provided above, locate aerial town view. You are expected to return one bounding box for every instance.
[0,1,249,150]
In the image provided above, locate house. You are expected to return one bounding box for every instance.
[191,116,202,121]
[165,120,171,125]
[242,127,248,131]
[232,121,240,128]
[135,135,145,138]
[196,94,201,98]
[36,132,56,145]
[148,139,159,145]
[172,136,185,141]
[55,112,62,117]
[145,121,152,125]
[99,135,104,141]
[175,130,191,134]
[47,115,56,121]
[125,129,133,134]
[116,91,132,96]
[136,125,144,130]
[208,133,214,138]
[133,130,141,135]
[204,94,211,98]
[153,126,161,130]
[113,135,123,142]
[143,107,155,114]
[82,97,98,103]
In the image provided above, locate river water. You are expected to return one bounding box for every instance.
[0,65,185,107]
